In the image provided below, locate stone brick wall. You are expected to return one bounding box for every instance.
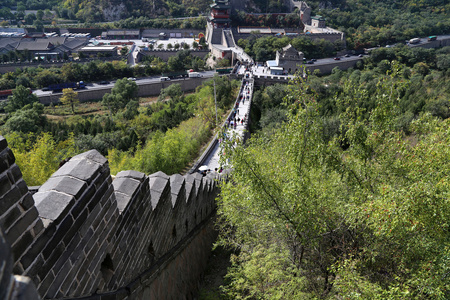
[0,136,225,300]
[37,76,211,105]
[0,137,44,275]
[137,49,210,62]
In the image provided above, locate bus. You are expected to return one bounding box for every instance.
[215,67,233,74]
[428,36,437,41]
[0,89,13,100]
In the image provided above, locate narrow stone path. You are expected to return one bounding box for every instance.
[201,71,254,172]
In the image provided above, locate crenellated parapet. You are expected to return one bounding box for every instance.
[0,136,225,300]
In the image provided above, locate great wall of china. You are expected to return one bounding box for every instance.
[0,136,228,299]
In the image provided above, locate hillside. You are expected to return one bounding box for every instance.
[6,0,212,22]
[306,0,450,48]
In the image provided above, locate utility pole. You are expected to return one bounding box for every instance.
[213,77,218,126]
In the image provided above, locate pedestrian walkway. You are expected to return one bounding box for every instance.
[200,74,254,174]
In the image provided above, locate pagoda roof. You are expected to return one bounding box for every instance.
[210,2,230,9]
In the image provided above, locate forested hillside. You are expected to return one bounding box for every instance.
[216,46,450,299]
[0,75,239,186]
[307,0,450,49]
[5,0,212,23]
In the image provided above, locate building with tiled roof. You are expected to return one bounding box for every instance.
[265,44,304,74]
[209,0,231,28]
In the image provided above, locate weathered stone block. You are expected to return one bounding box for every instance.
[20,193,35,211]
[4,148,15,168]
[64,210,88,247]
[170,174,185,208]
[37,269,55,296]
[72,149,108,166]
[59,260,79,295]
[39,176,87,199]
[71,185,96,218]
[45,259,72,298]
[11,230,34,261]
[116,170,146,181]
[63,231,81,258]
[0,187,21,217]
[32,218,44,237]
[34,191,74,223]
[0,172,12,199]
[0,152,10,174]
[113,177,141,198]
[16,179,29,196]
[92,168,112,189]
[1,205,21,231]
[114,192,130,214]
[0,136,8,150]
[23,254,44,282]
[5,208,38,247]
[149,171,169,180]
[9,164,23,183]
[42,225,66,260]
[52,159,101,184]
[87,185,107,212]
[149,176,170,210]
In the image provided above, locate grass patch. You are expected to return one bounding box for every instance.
[44,101,104,116]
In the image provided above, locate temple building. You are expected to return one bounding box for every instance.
[209,0,231,28]
[266,44,304,74]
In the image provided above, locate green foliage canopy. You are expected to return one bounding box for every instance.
[217,69,450,299]
[5,85,39,114]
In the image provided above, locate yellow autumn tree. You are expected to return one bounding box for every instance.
[60,88,79,114]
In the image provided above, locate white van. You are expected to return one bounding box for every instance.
[160,76,170,81]
[188,72,202,78]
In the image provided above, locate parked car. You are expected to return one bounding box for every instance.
[160,77,170,81]
[334,57,341,60]
[307,61,314,64]
[99,80,110,85]
[358,54,364,57]
[127,77,136,81]
[344,54,350,57]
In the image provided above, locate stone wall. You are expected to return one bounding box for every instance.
[305,31,344,43]
[137,49,210,62]
[37,77,212,105]
[0,136,225,299]
[304,58,361,75]
[0,57,121,74]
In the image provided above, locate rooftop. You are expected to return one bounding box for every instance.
[267,60,278,67]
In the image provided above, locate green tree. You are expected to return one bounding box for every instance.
[217,70,450,299]
[36,9,44,20]
[59,88,79,114]
[102,78,138,115]
[6,133,77,185]
[33,20,44,32]
[4,102,45,133]
[5,85,39,113]
[24,13,36,25]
